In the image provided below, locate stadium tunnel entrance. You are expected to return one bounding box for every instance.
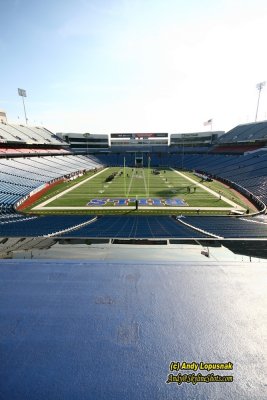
[135,153,143,167]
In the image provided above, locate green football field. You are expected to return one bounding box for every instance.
[31,167,250,213]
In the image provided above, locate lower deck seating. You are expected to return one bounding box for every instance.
[180,216,267,238]
[59,215,205,239]
[0,215,96,237]
[0,215,205,238]
[0,154,103,216]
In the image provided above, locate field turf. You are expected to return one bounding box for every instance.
[39,167,232,208]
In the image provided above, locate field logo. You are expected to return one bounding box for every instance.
[87,198,186,207]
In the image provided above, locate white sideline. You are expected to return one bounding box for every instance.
[35,206,238,211]
[142,168,148,197]
[33,168,108,210]
[171,169,245,211]
[126,168,136,197]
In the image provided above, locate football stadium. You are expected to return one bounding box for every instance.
[0,123,266,238]
[1,1,267,399]
[0,117,267,400]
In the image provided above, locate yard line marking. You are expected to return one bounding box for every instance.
[143,168,148,197]
[33,168,109,210]
[126,168,135,197]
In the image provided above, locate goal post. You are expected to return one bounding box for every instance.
[124,156,126,197]
[147,155,150,198]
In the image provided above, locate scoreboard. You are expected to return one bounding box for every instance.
[111,133,168,138]
[110,133,169,146]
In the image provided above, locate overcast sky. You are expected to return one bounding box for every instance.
[1,0,267,133]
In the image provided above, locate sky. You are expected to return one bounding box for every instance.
[1,0,267,134]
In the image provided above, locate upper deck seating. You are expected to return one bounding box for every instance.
[0,123,67,145]
[217,121,267,144]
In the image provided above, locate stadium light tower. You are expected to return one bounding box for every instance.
[255,81,266,122]
[181,135,184,169]
[18,88,28,124]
